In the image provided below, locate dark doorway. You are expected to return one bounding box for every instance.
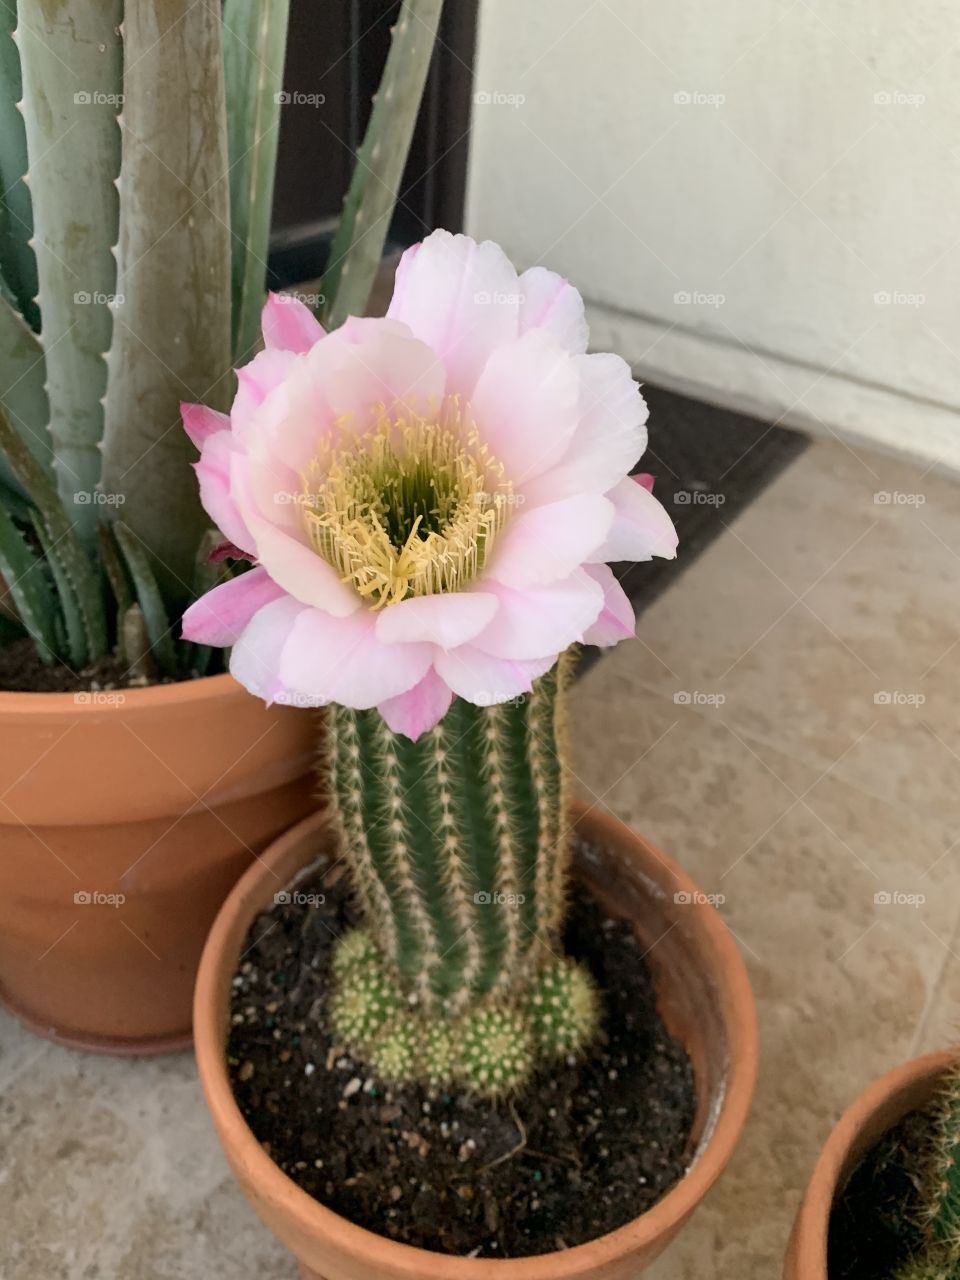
[268,0,479,289]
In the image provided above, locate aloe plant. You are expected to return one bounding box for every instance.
[0,0,442,675]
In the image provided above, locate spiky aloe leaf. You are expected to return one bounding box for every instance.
[99,0,232,609]
[0,293,50,489]
[30,510,88,667]
[16,0,122,543]
[0,501,57,662]
[0,0,38,331]
[321,0,443,329]
[0,402,106,659]
[112,522,177,677]
[223,0,291,365]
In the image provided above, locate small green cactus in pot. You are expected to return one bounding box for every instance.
[894,1060,960,1280]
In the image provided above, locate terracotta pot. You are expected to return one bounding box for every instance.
[784,1049,957,1279]
[0,673,317,1053]
[195,800,758,1279]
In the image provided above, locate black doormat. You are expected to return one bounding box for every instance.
[580,383,809,674]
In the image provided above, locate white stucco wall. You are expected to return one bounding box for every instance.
[466,1,960,471]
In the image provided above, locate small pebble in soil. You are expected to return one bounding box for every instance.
[228,841,697,1259]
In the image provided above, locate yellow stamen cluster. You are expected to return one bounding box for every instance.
[300,398,513,607]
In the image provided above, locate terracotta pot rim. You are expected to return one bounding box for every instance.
[195,804,759,1277]
[0,670,239,716]
[787,1047,959,1279]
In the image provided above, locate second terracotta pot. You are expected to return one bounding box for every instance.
[784,1049,957,1279]
[0,673,317,1052]
[195,800,758,1280]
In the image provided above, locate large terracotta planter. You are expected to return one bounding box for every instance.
[784,1049,958,1279]
[0,673,317,1052]
[195,801,758,1280]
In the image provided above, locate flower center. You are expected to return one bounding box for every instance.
[300,399,514,608]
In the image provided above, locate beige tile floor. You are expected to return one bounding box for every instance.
[2,434,959,1278]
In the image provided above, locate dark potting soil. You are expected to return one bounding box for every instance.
[827,1102,935,1280]
[0,636,182,693]
[228,852,697,1258]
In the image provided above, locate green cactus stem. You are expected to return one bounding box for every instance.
[323,650,600,1096]
[326,655,574,1016]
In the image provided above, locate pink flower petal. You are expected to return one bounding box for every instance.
[523,353,648,504]
[314,321,446,422]
[245,515,360,618]
[181,402,229,450]
[470,330,580,487]
[230,596,312,706]
[472,572,604,661]
[518,266,588,354]
[634,472,655,492]
[587,475,678,563]
[433,646,554,705]
[194,433,255,554]
[581,564,635,647]
[231,348,299,439]
[280,607,434,709]
[378,668,453,741]
[375,591,498,650]
[181,567,286,646]
[487,494,613,589]
[261,292,325,354]
[387,230,521,395]
[243,324,446,484]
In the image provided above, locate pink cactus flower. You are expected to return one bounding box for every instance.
[181,231,677,740]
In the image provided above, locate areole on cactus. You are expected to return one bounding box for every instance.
[182,230,678,1094]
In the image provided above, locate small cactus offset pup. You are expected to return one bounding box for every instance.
[181,230,679,1095]
[0,0,441,676]
[894,1060,960,1280]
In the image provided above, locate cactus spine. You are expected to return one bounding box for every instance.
[326,651,600,1095]
[895,1060,960,1280]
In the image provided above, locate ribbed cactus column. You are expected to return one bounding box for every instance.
[327,657,570,1013]
[323,651,599,1095]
